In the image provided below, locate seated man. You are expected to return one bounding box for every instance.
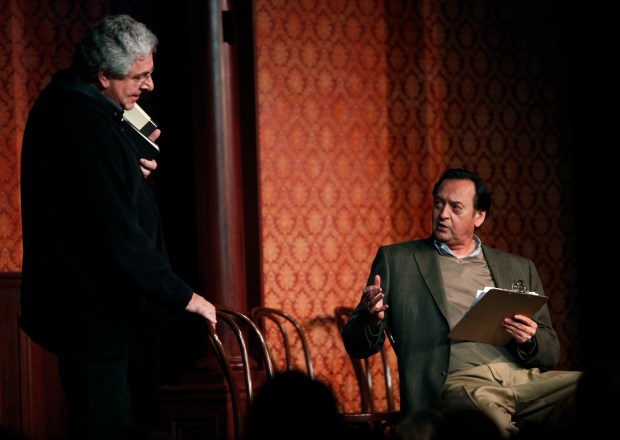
[341,168,581,437]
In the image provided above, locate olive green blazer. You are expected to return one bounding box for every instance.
[341,237,560,416]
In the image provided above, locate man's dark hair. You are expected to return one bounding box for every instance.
[432,168,491,216]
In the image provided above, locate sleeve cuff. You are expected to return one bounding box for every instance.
[517,336,537,356]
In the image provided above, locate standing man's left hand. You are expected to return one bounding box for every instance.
[140,158,157,177]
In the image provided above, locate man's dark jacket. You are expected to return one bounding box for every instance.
[20,69,193,358]
[341,238,560,416]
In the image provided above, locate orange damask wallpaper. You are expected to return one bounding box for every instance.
[1,0,577,414]
[0,0,109,272]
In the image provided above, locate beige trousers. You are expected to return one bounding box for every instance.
[440,362,581,438]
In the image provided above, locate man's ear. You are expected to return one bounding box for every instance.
[474,210,486,228]
[98,67,111,89]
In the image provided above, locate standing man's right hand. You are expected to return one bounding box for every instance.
[186,293,217,328]
[363,274,388,331]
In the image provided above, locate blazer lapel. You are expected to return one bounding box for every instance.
[412,238,451,320]
[482,246,513,290]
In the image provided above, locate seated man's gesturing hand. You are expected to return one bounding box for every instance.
[363,274,389,331]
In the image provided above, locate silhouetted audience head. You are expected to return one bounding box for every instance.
[394,408,502,440]
[244,370,341,440]
[568,360,619,436]
[575,361,619,420]
[438,409,503,439]
[0,426,25,440]
[518,361,620,439]
[394,409,444,440]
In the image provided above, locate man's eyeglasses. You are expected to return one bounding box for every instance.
[129,70,154,87]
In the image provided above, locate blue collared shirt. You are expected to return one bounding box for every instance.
[434,234,482,258]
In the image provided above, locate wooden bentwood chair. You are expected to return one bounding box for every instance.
[249,306,315,378]
[203,305,275,440]
[334,306,401,436]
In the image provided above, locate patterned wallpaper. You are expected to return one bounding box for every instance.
[1,0,577,413]
[0,0,109,271]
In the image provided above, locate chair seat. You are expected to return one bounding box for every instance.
[339,410,402,438]
[339,410,401,424]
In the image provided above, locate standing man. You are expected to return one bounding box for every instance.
[20,14,216,440]
[341,168,581,437]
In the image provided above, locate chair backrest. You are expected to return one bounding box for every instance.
[203,305,275,440]
[249,306,315,379]
[334,306,399,421]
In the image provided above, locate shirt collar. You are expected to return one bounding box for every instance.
[434,234,482,258]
